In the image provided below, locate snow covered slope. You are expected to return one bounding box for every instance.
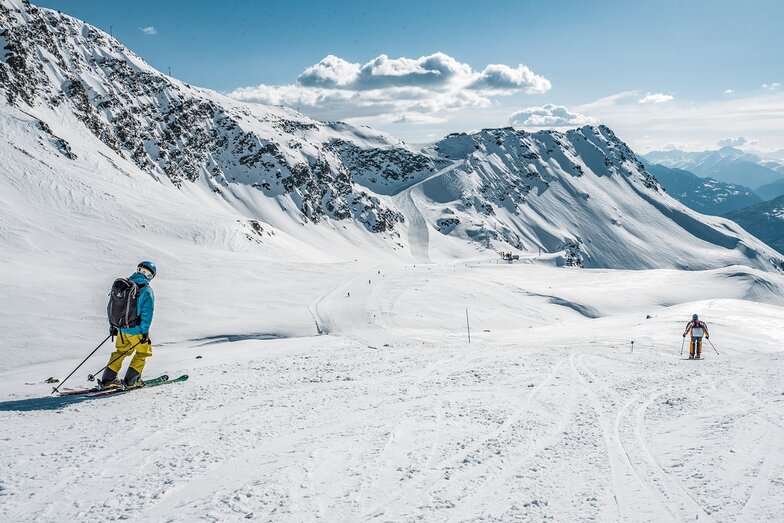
[2,261,784,521]
[1,0,782,273]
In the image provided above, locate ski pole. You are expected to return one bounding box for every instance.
[52,334,112,394]
[707,338,720,355]
[680,337,685,356]
[87,338,145,382]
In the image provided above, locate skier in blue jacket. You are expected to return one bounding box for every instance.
[100,261,156,388]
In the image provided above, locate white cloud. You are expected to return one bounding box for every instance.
[724,89,734,94]
[139,26,157,36]
[717,136,757,147]
[470,64,551,93]
[573,90,784,153]
[383,113,449,124]
[762,82,781,90]
[717,136,747,147]
[509,104,594,128]
[639,92,674,104]
[228,52,550,123]
[297,55,360,87]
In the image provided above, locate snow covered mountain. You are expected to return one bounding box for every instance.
[644,147,784,189]
[1,0,782,273]
[725,195,784,255]
[642,161,762,215]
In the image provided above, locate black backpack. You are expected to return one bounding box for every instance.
[107,278,146,329]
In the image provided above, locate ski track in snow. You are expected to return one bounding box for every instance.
[1,263,784,522]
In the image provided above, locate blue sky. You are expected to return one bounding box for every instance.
[36,0,784,152]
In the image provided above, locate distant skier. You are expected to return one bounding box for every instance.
[682,314,709,359]
[100,261,156,388]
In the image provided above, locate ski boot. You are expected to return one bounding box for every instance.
[123,369,144,389]
[97,377,122,390]
[98,368,123,390]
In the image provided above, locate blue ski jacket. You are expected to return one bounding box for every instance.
[119,272,155,335]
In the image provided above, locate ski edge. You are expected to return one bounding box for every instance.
[86,374,186,397]
[58,375,168,397]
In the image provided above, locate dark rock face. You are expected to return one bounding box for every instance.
[327,138,436,194]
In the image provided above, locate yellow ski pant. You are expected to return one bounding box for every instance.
[107,333,152,375]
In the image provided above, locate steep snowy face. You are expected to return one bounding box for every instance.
[0,0,436,232]
[416,126,784,270]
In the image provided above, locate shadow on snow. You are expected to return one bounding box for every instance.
[0,393,95,412]
[186,333,283,346]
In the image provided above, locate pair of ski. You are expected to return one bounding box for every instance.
[57,374,188,397]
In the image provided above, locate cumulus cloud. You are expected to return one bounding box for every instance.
[297,55,360,88]
[724,89,734,94]
[139,26,157,36]
[762,82,781,90]
[229,52,550,124]
[509,104,594,128]
[639,92,674,104]
[717,136,757,147]
[470,64,551,93]
[717,136,747,147]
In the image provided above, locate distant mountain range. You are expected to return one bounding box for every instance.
[725,195,784,255]
[642,161,762,215]
[755,178,784,201]
[644,147,784,197]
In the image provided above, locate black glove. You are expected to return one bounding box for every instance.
[141,333,151,344]
[110,326,118,337]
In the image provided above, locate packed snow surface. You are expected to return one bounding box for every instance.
[2,260,784,522]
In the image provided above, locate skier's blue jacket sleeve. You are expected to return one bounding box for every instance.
[120,272,155,335]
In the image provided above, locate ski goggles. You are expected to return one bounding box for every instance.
[137,266,155,280]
